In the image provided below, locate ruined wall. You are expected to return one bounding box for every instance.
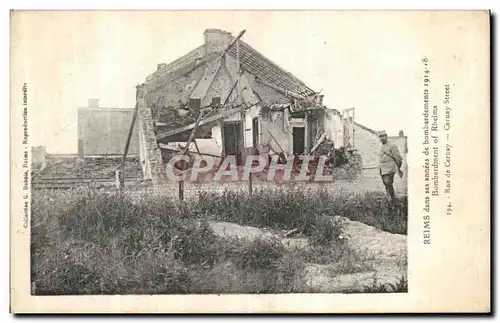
[262,110,291,154]
[137,120,151,179]
[77,108,139,156]
[243,105,261,148]
[204,55,261,151]
[202,59,238,108]
[137,85,165,184]
[199,54,280,156]
[322,109,345,148]
[211,124,223,147]
[145,63,206,113]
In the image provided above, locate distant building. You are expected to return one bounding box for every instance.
[354,123,408,169]
[77,99,139,156]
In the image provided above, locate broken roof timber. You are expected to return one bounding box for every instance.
[156,105,248,141]
[158,143,223,159]
[147,29,316,99]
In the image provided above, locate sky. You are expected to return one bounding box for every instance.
[12,11,430,153]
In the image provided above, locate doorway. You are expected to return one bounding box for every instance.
[223,121,243,165]
[292,126,305,155]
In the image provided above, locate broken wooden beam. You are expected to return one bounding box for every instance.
[118,85,141,192]
[156,105,248,140]
[268,130,286,155]
[181,110,206,156]
[221,30,246,58]
[156,34,248,142]
[159,143,223,159]
[309,132,327,154]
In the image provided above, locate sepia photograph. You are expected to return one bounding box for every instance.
[10,10,489,313]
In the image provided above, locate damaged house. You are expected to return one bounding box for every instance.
[136,29,357,183]
[30,29,406,190]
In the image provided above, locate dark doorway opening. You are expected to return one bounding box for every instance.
[292,126,305,155]
[252,117,259,154]
[223,121,243,165]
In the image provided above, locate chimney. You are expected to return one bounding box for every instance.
[88,99,99,109]
[204,29,233,55]
[399,130,405,137]
[157,63,166,71]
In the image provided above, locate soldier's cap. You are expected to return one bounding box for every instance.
[377,130,387,137]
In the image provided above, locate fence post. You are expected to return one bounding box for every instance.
[179,180,184,201]
[248,173,253,196]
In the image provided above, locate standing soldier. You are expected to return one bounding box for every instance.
[378,130,403,204]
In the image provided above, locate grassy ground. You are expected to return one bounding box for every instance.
[31,187,407,295]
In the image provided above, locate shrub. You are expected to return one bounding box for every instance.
[195,188,406,235]
[31,186,407,295]
[228,238,284,270]
[362,276,408,293]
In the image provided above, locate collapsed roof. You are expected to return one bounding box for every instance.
[146,29,316,98]
[143,29,324,139]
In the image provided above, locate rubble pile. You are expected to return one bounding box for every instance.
[209,217,407,293]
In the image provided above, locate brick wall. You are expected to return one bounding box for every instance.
[32,168,406,200]
[121,173,407,203]
[137,85,165,184]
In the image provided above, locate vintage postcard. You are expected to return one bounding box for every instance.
[10,10,490,313]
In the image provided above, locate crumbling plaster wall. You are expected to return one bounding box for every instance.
[205,55,262,150]
[145,64,206,115]
[322,109,345,148]
[261,110,291,154]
